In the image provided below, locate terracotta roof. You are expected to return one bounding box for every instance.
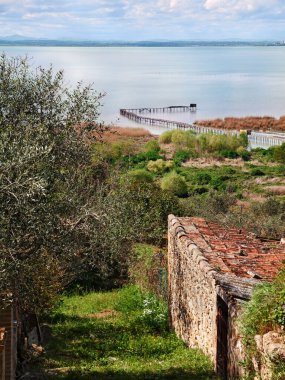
[177,217,285,281]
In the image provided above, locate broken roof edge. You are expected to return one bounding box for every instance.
[168,214,262,301]
[169,214,216,281]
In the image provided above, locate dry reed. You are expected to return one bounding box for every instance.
[195,116,285,132]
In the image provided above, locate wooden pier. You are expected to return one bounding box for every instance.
[120,106,238,136]
[120,106,285,147]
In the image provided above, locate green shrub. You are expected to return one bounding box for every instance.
[170,130,187,149]
[144,139,160,153]
[126,150,162,164]
[147,159,174,173]
[194,172,212,185]
[237,146,251,161]
[158,130,174,144]
[239,132,249,148]
[173,150,191,166]
[273,143,285,163]
[128,169,154,183]
[219,149,238,159]
[250,168,265,176]
[240,268,285,375]
[161,171,188,197]
[210,176,229,190]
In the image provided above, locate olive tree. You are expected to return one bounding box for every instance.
[0,54,105,313]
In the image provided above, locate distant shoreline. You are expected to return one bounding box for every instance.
[0,40,284,48]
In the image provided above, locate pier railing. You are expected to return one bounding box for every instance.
[120,106,285,147]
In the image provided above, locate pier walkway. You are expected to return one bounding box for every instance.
[120,106,285,148]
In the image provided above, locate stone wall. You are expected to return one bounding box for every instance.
[253,331,285,380]
[168,214,285,379]
[168,215,218,363]
[227,300,246,379]
[0,306,17,380]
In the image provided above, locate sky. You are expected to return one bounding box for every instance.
[0,0,285,41]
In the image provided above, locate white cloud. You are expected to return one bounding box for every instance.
[0,0,284,40]
[204,0,277,13]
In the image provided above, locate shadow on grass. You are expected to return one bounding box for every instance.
[35,300,217,380]
[41,368,217,380]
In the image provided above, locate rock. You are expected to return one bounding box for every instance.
[255,335,263,352]
[263,331,285,362]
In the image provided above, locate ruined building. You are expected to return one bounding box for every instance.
[168,215,285,379]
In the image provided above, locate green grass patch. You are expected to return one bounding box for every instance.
[34,287,216,379]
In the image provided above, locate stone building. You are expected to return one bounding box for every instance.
[168,215,285,379]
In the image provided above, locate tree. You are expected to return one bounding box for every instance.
[0,54,105,314]
[74,177,180,289]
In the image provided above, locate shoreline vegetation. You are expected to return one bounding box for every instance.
[194,116,285,133]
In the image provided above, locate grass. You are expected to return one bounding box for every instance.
[32,287,216,380]
[102,127,152,142]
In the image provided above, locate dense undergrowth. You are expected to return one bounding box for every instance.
[29,287,216,380]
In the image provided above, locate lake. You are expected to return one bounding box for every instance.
[2,46,285,134]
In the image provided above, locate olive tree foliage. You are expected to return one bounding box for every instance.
[0,54,105,313]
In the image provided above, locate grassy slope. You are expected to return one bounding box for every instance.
[34,289,216,380]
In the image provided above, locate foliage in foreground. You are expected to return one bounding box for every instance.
[0,54,105,313]
[240,268,285,377]
[30,287,216,379]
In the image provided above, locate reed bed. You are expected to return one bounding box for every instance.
[195,116,285,132]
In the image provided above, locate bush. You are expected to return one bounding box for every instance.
[144,139,160,153]
[128,169,154,183]
[237,146,251,161]
[250,168,265,176]
[273,143,285,163]
[194,172,212,185]
[147,159,174,174]
[171,130,189,149]
[161,171,188,197]
[239,132,249,148]
[173,150,191,166]
[219,149,238,159]
[240,268,285,375]
[210,176,229,190]
[159,130,174,144]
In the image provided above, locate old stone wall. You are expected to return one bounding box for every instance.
[168,215,218,362]
[253,331,285,380]
[228,300,246,379]
[0,306,17,380]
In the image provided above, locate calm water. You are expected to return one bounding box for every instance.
[2,46,285,133]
